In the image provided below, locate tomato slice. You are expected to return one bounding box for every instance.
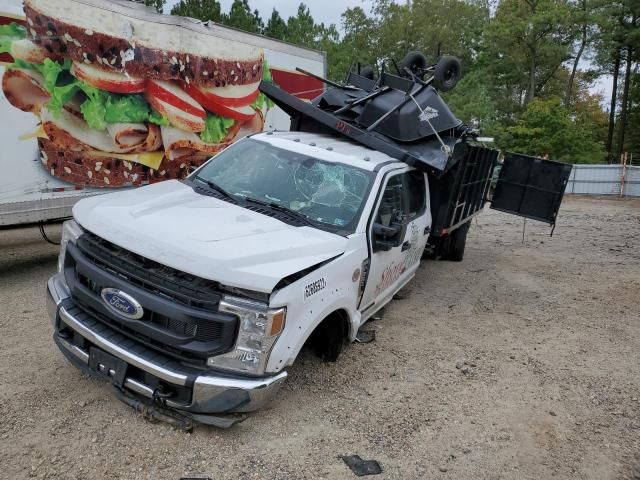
[146,80,206,119]
[184,83,257,121]
[198,82,260,107]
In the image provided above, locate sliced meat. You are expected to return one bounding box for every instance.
[11,39,49,64]
[106,123,162,152]
[160,123,243,160]
[40,107,139,154]
[2,68,50,114]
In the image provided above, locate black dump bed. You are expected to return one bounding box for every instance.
[259,73,498,237]
[259,66,571,233]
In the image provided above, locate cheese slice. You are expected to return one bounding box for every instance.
[19,125,49,141]
[87,151,165,170]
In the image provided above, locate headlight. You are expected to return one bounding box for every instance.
[208,296,286,375]
[57,220,83,272]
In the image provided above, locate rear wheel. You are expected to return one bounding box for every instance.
[447,222,470,262]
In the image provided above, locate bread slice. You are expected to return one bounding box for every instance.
[38,138,209,188]
[24,0,264,87]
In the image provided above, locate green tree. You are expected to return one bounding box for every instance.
[444,69,500,135]
[338,7,377,76]
[286,3,318,49]
[264,8,287,40]
[143,0,165,13]
[590,0,639,161]
[482,0,575,112]
[497,97,606,163]
[170,0,222,22]
[223,0,263,34]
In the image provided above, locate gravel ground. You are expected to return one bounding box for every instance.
[1,195,639,480]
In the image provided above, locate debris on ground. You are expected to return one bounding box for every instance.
[341,455,383,476]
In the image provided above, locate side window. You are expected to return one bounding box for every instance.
[405,170,426,219]
[376,174,404,227]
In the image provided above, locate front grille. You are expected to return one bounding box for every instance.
[76,232,222,311]
[65,231,238,364]
[76,271,223,342]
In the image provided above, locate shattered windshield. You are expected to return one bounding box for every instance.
[194,139,374,234]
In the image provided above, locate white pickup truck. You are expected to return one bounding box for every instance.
[47,131,439,426]
[46,51,573,427]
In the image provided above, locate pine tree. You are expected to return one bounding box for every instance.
[223,0,263,34]
[170,0,222,23]
[264,8,287,41]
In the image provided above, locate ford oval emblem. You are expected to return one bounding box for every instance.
[100,288,144,320]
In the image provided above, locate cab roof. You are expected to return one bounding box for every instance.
[251,131,404,172]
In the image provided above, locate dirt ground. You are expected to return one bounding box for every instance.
[0,195,639,480]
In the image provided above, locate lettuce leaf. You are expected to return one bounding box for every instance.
[48,81,82,115]
[251,60,274,110]
[201,114,234,144]
[104,94,150,123]
[8,57,72,93]
[262,59,273,83]
[0,22,26,54]
[149,110,170,126]
[39,58,72,91]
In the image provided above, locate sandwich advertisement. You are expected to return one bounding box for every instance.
[0,0,324,199]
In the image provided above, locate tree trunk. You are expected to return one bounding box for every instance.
[615,47,633,163]
[566,1,587,106]
[526,55,536,105]
[606,51,621,162]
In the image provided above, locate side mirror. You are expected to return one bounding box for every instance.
[372,210,407,252]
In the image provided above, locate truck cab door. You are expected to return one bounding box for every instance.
[491,153,573,226]
[359,169,430,315]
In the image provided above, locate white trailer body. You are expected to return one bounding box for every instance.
[0,0,325,227]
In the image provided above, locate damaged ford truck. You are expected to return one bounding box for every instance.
[47,54,573,428]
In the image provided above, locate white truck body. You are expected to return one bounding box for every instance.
[0,0,325,227]
[47,131,433,424]
[70,132,432,372]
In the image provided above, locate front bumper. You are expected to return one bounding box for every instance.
[47,273,287,416]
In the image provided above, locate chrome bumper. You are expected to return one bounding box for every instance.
[47,274,287,415]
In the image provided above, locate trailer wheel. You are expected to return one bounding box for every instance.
[360,66,375,80]
[433,56,461,92]
[447,222,470,262]
[399,51,428,77]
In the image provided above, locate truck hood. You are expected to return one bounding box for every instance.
[73,180,347,293]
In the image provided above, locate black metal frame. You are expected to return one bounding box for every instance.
[259,81,459,177]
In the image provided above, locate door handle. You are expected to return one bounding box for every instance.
[401,241,411,251]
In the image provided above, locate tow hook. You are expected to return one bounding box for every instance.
[113,387,249,430]
[114,387,194,431]
[152,385,174,406]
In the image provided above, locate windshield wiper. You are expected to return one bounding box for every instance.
[194,176,235,201]
[243,197,316,227]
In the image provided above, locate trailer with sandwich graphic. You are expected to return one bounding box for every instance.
[0,0,325,226]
